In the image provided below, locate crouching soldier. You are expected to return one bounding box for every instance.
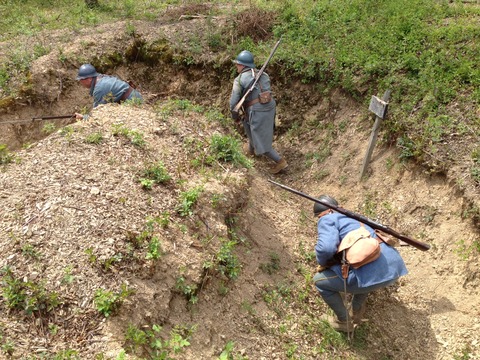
[75,63,143,120]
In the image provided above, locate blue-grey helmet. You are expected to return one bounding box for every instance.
[76,64,99,80]
[234,50,255,68]
[313,195,338,216]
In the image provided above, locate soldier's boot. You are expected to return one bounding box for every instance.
[352,302,368,324]
[320,314,355,333]
[243,143,254,157]
[269,158,288,174]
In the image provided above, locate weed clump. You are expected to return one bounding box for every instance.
[233,7,278,42]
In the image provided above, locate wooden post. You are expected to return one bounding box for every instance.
[360,90,391,180]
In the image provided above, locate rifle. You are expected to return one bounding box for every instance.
[268,179,430,251]
[232,37,282,115]
[1,114,76,125]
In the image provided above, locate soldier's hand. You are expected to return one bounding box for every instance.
[316,265,328,273]
[230,110,239,121]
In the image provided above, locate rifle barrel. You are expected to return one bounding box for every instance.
[31,114,76,120]
[1,114,76,125]
[268,179,430,251]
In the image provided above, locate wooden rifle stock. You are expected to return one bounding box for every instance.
[268,179,430,251]
[232,37,282,114]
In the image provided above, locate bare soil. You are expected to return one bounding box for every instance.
[1,13,479,360]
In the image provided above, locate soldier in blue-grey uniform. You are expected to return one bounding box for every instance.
[75,64,143,120]
[312,195,408,332]
[229,50,287,174]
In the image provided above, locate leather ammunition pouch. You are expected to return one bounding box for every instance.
[337,224,383,278]
[259,90,272,104]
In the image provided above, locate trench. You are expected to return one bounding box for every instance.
[0,35,333,153]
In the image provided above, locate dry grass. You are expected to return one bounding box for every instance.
[233,7,278,42]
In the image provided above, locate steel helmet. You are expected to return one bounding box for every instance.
[313,195,338,216]
[76,64,99,80]
[233,50,255,68]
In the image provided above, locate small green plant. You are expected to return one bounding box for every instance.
[217,281,229,296]
[85,247,97,264]
[50,349,80,359]
[84,132,104,144]
[130,130,145,147]
[159,211,170,228]
[205,108,229,127]
[360,192,378,219]
[454,239,480,261]
[470,166,480,185]
[298,209,310,226]
[139,161,171,189]
[102,254,123,271]
[298,241,316,263]
[207,32,223,50]
[175,276,198,304]
[241,300,255,315]
[177,186,203,216]
[59,125,75,139]
[20,244,41,259]
[125,323,193,358]
[218,340,248,360]
[225,215,246,245]
[94,284,132,317]
[472,147,480,163]
[314,169,330,181]
[216,239,241,280]
[385,157,394,171]
[453,344,474,360]
[1,267,61,315]
[146,236,163,261]
[315,317,348,353]
[42,122,56,134]
[397,135,416,161]
[0,336,15,356]
[111,124,146,147]
[125,324,148,351]
[62,266,75,285]
[49,323,59,335]
[125,22,136,36]
[260,252,280,275]
[208,134,251,167]
[262,284,292,317]
[140,178,154,190]
[210,193,226,208]
[0,144,14,164]
[285,342,298,358]
[305,149,330,167]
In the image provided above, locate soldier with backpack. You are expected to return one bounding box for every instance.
[312,195,408,333]
[229,50,287,174]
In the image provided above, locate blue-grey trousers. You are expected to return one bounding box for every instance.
[313,269,396,321]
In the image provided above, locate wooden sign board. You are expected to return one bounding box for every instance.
[360,90,391,180]
[368,95,389,119]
